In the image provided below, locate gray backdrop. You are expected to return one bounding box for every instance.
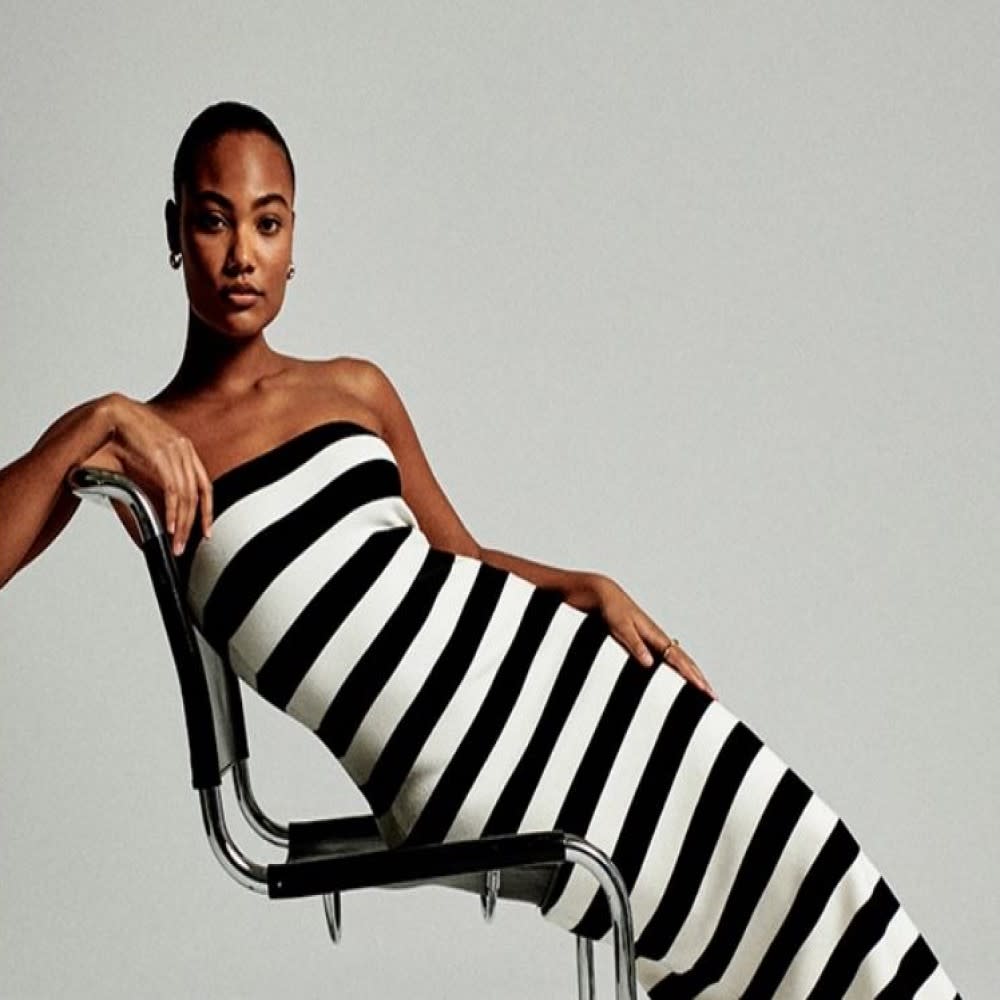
[1,3,995,997]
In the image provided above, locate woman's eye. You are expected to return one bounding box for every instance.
[196,212,227,232]
[258,216,282,235]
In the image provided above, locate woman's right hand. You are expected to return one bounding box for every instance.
[1,392,207,588]
[101,394,214,555]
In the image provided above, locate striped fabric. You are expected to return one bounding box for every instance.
[185,420,961,999]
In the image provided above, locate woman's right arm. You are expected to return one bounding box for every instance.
[0,395,120,588]
[0,394,213,590]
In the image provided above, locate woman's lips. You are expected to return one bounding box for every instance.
[221,288,263,308]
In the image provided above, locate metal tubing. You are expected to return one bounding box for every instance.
[563,836,638,1000]
[322,892,342,944]
[69,468,163,543]
[232,760,290,847]
[199,788,269,894]
[576,935,596,1000]
[480,869,500,922]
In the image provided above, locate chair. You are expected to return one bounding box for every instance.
[70,466,639,1000]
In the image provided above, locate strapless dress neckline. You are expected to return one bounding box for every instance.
[211,419,379,490]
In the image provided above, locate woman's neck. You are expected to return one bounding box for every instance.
[158,311,291,402]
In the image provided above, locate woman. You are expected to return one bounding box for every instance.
[0,102,961,999]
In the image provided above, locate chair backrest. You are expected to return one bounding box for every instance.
[71,467,248,788]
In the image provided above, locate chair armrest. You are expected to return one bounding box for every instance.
[267,830,569,899]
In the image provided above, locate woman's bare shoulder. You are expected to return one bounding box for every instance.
[305,355,401,424]
[310,354,393,394]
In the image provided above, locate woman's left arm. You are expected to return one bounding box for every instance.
[359,360,715,699]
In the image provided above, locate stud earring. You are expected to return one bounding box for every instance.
[287,264,296,280]
[169,251,182,270]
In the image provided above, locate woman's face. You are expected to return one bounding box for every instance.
[174,130,295,339]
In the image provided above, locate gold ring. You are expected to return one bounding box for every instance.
[663,636,679,656]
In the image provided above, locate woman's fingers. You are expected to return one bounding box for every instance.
[195,452,214,540]
[170,436,216,556]
[668,645,716,699]
[636,614,717,699]
[617,621,655,667]
[105,398,214,556]
[163,483,178,538]
[171,442,200,555]
[594,576,718,700]
[155,445,188,554]
[160,456,180,538]
[638,616,674,663]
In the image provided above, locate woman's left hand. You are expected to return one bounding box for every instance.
[585,574,717,700]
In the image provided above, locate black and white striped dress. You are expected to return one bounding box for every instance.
[185,420,960,999]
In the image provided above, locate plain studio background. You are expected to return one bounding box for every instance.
[1,3,995,997]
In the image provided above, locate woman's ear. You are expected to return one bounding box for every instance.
[164,199,180,254]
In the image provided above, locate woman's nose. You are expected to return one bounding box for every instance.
[225,225,255,273]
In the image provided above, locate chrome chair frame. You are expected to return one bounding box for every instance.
[71,466,638,1000]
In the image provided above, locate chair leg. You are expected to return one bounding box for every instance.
[564,836,638,1000]
[480,868,500,922]
[322,891,342,944]
[576,935,595,1000]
